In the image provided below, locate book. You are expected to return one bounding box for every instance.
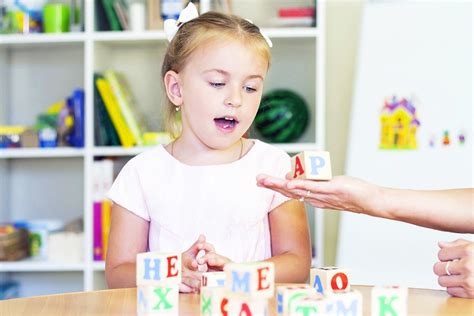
[94,74,120,146]
[101,0,123,31]
[93,202,103,261]
[101,200,111,260]
[113,0,129,30]
[147,0,163,30]
[95,0,111,31]
[71,89,85,148]
[104,70,144,146]
[96,77,135,147]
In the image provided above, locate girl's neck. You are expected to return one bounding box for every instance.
[168,138,246,166]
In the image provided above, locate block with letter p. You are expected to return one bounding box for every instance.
[136,252,181,286]
[310,267,350,295]
[371,286,407,316]
[224,262,275,299]
[291,151,332,180]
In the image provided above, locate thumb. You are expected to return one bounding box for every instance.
[186,234,206,254]
[285,172,293,180]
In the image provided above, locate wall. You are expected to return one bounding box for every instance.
[324,0,365,265]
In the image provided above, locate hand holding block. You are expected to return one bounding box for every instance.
[371,286,407,316]
[202,271,226,288]
[310,267,350,295]
[224,262,275,299]
[291,151,332,180]
[136,252,181,286]
[276,284,317,316]
[137,285,179,315]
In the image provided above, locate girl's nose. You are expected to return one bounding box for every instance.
[224,90,242,108]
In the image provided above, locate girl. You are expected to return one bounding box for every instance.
[105,4,311,292]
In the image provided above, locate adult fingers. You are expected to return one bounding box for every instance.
[433,259,462,276]
[437,275,466,288]
[438,243,472,261]
[181,276,201,292]
[439,239,470,249]
[447,287,474,299]
[179,283,194,293]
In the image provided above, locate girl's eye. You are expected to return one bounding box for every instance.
[245,86,257,93]
[210,82,225,88]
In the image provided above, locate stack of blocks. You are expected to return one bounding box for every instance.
[136,252,181,315]
[276,267,361,316]
[200,262,275,316]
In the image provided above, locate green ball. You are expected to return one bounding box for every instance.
[255,89,309,143]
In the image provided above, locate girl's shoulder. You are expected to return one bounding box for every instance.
[249,139,290,160]
[125,145,170,170]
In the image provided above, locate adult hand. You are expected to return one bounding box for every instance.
[180,234,215,293]
[196,251,232,272]
[257,174,379,215]
[433,239,474,298]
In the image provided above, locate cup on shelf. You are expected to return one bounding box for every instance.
[43,3,70,33]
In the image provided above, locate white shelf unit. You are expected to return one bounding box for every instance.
[0,0,325,297]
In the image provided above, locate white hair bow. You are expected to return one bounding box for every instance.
[245,19,273,48]
[164,2,199,42]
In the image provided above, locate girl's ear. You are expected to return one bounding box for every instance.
[164,70,183,106]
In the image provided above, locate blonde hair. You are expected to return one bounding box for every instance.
[161,11,272,137]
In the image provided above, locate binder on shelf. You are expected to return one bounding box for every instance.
[95,77,135,147]
[104,70,144,146]
[101,0,123,31]
[94,74,121,146]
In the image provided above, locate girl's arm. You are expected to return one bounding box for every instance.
[105,203,149,288]
[266,199,312,283]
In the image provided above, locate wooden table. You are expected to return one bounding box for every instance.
[1,285,473,315]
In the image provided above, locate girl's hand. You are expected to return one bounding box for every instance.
[433,239,474,298]
[180,234,215,293]
[196,251,232,271]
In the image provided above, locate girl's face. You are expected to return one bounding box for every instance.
[176,39,268,150]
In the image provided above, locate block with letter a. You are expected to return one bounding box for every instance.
[291,151,332,180]
[371,286,407,316]
[224,261,275,299]
[310,267,350,295]
[136,252,181,286]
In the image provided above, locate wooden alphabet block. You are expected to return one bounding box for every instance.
[224,262,274,299]
[200,287,227,316]
[202,271,226,288]
[310,267,350,295]
[276,284,317,315]
[136,252,181,286]
[226,296,269,316]
[325,290,363,316]
[137,285,179,315]
[291,151,332,180]
[371,286,407,316]
[289,293,332,316]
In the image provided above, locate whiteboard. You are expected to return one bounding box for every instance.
[337,1,473,289]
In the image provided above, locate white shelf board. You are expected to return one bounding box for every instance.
[0,258,85,272]
[0,33,87,46]
[93,31,167,43]
[93,146,151,157]
[264,28,319,38]
[92,143,321,157]
[92,261,105,271]
[0,148,85,159]
[92,27,318,43]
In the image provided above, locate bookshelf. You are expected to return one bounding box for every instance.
[0,0,326,297]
